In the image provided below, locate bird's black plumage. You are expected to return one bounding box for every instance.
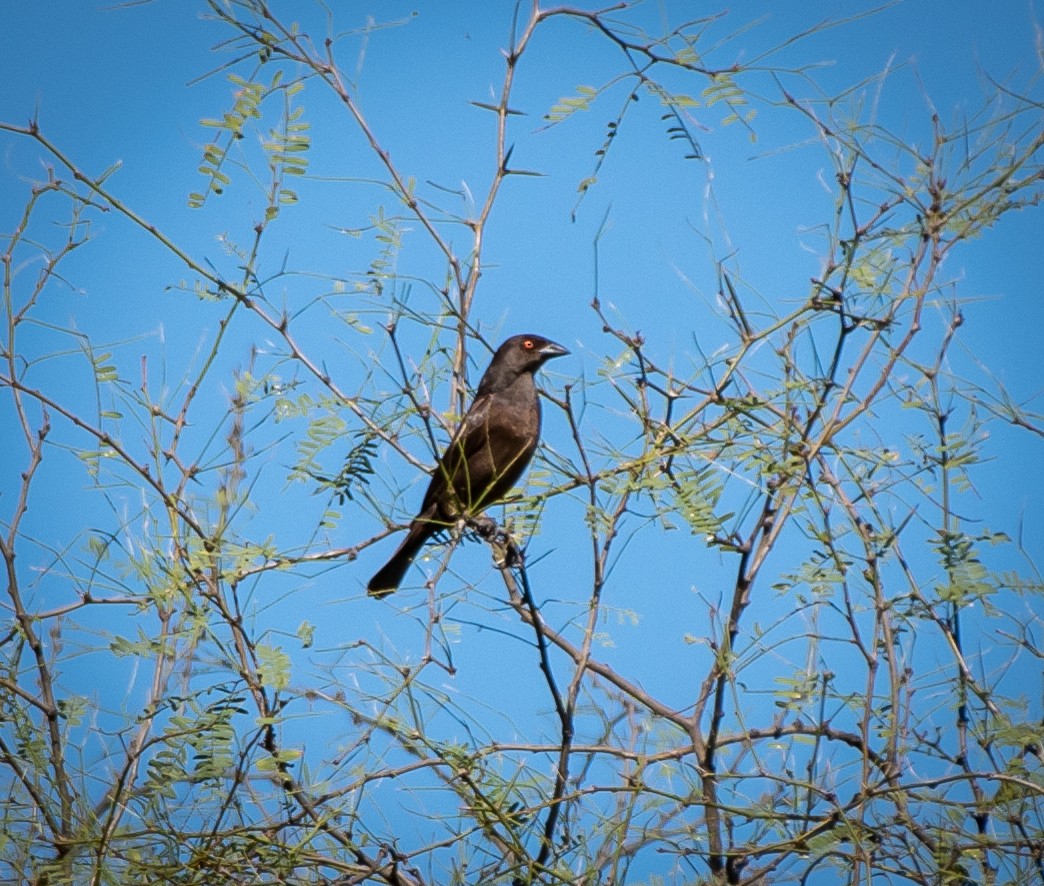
[367,334,569,596]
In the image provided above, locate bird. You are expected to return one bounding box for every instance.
[367,334,569,596]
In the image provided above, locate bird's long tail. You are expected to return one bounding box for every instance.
[366,519,436,597]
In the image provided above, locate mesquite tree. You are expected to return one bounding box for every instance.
[2,3,1042,884]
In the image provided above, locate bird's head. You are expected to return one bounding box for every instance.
[496,334,570,373]
[475,334,569,394]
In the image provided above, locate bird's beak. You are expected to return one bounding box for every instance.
[539,341,570,359]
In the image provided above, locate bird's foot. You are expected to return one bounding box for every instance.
[501,539,524,569]
[466,517,524,569]
[468,515,499,539]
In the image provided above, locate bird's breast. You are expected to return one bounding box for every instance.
[486,382,540,439]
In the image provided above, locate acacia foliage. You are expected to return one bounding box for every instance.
[2,3,1043,884]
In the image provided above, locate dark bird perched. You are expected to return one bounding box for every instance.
[367,334,569,597]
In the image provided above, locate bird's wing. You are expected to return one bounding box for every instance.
[419,393,491,515]
[421,391,534,514]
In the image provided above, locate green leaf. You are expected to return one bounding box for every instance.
[256,748,302,771]
[257,643,292,691]
[296,621,315,649]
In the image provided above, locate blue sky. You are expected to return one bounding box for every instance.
[2,1,1043,881]
[4,0,1032,582]
[4,1,1041,387]
[4,2,1041,321]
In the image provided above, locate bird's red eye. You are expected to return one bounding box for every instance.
[523,339,535,349]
